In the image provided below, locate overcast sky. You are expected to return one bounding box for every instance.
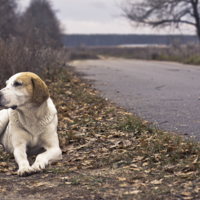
[18,0,196,35]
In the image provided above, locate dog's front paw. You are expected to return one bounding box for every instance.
[30,159,48,173]
[18,166,32,176]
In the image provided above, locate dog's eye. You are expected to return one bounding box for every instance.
[14,81,22,87]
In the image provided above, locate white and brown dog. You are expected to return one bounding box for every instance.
[0,72,62,176]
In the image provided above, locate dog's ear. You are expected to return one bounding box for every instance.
[31,77,49,106]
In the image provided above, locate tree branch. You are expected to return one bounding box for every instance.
[148,19,196,26]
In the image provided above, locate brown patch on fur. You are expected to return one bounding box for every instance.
[17,72,49,106]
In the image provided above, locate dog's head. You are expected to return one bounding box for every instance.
[0,72,49,109]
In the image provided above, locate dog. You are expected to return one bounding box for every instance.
[0,72,62,176]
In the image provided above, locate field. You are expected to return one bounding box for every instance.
[68,44,200,66]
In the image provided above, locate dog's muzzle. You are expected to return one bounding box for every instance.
[0,91,17,109]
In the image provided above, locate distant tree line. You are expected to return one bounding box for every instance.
[0,0,62,47]
[62,34,199,47]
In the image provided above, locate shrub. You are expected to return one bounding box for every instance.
[184,55,200,65]
[0,37,68,87]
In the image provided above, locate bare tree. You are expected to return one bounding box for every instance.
[0,0,18,39]
[21,0,62,48]
[122,0,200,40]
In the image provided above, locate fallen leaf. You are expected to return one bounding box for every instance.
[131,156,144,163]
[194,187,200,193]
[35,182,44,187]
[71,78,79,84]
[62,144,74,153]
[117,177,126,181]
[163,164,175,173]
[142,162,149,167]
[151,179,163,185]
[182,165,193,173]
[144,170,151,173]
[61,176,69,180]
[119,183,129,187]
[0,188,6,192]
[65,182,72,185]
[74,141,91,150]
[123,166,130,170]
[182,197,194,200]
[65,91,72,95]
[0,162,8,167]
[63,117,74,124]
[69,166,78,171]
[11,171,18,175]
[0,168,8,173]
[131,167,142,171]
[181,191,191,196]
[130,164,138,168]
[61,106,68,112]
[193,156,198,164]
[122,140,132,148]
[124,190,141,195]
[82,160,93,166]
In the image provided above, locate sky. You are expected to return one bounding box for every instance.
[18,0,196,35]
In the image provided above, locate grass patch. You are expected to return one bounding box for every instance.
[116,115,153,134]
[184,55,200,65]
[48,167,71,174]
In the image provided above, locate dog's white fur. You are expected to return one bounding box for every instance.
[0,72,62,176]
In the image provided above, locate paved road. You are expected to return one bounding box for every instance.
[72,59,200,140]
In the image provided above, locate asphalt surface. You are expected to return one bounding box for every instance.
[72,59,200,140]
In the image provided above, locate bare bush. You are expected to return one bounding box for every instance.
[0,37,68,87]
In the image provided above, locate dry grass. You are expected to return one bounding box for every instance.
[68,43,200,66]
[0,37,68,86]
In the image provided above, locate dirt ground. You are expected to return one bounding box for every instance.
[1,155,200,200]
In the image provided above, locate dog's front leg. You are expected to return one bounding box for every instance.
[10,126,32,176]
[30,147,62,173]
[14,144,31,176]
[30,131,62,173]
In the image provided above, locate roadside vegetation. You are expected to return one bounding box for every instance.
[68,41,200,66]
